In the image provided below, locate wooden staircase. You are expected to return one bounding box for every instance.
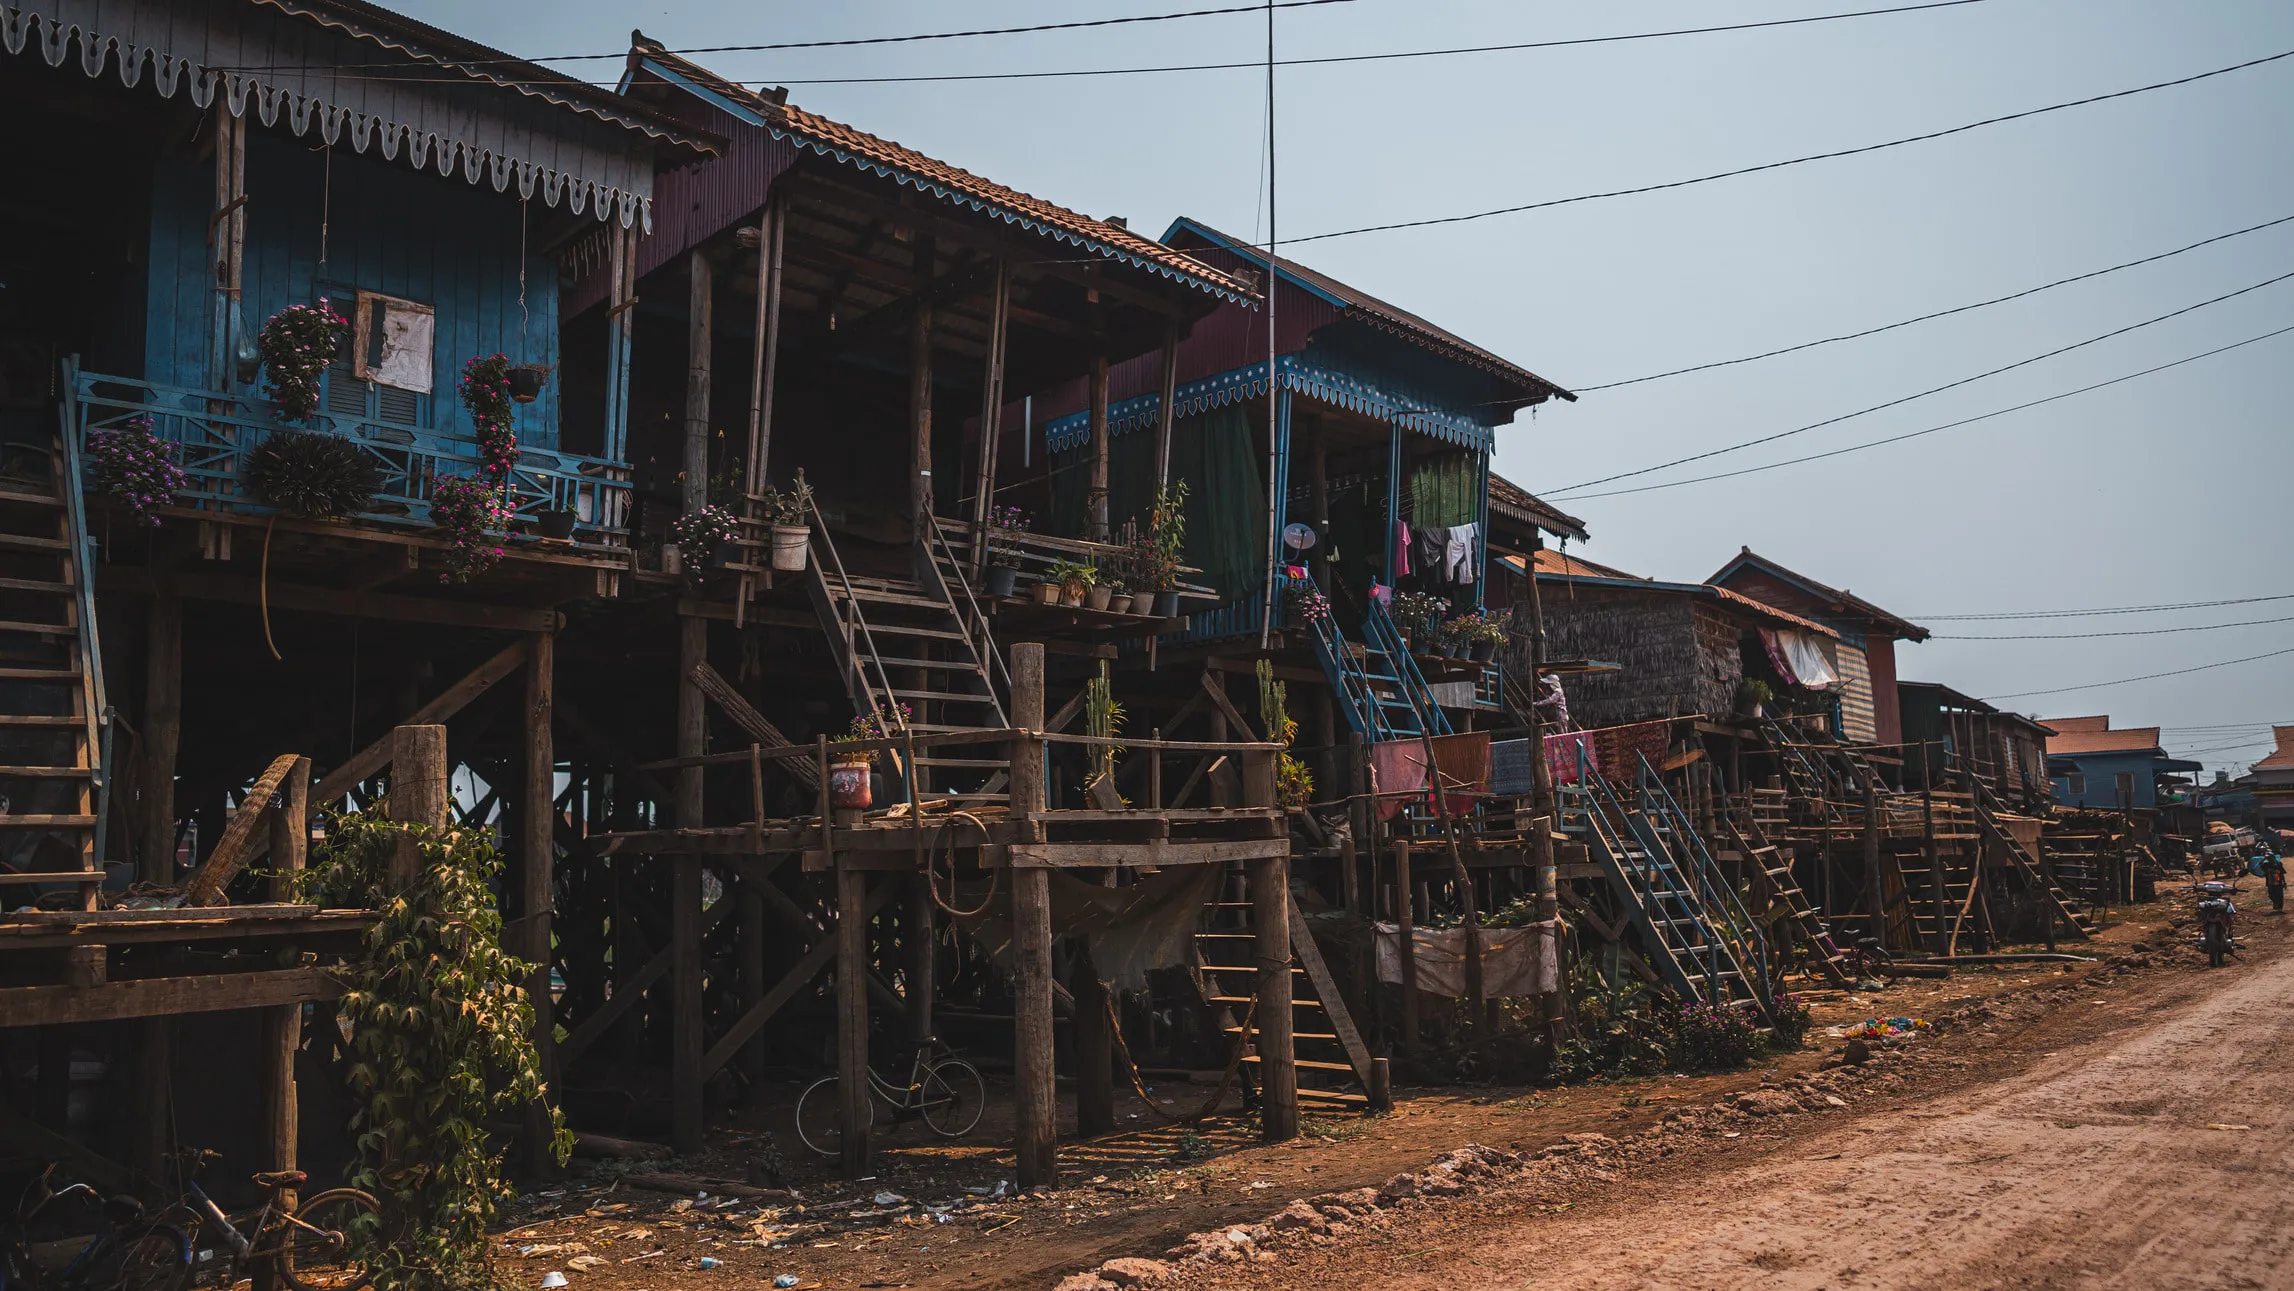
[1972,782,2094,939]
[801,506,1009,801]
[1194,867,1370,1113]
[1892,842,1981,955]
[0,429,112,908]
[1723,812,1848,985]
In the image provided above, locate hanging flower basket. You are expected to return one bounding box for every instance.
[430,474,513,583]
[86,416,188,527]
[257,300,349,423]
[508,363,550,404]
[459,354,520,484]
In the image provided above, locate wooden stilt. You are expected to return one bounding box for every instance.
[139,593,181,884]
[1008,642,1057,1188]
[672,614,707,1155]
[836,862,871,1178]
[1862,781,1884,948]
[905,875,935,1045]
[1071,950,1113,1139]
[387,725,447,890]
[134,1018,171,1184]
[1396,837,1418,1056]
[739,887,767,1079]
[909,236,936,527]
[1244,749,1297,1142]
[683,250,714,515]
[523,632,557,1171]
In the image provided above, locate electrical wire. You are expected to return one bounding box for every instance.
[1918,594,2294,621]
[1984,644,2294,701]
[1934,613,2294,641]
[1560,321,2294,499]
[1286,46,2294,245]
[1549,279,2294,497]
[1576,212,2294,391]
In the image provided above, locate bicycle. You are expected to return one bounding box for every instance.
[793,1037,987,1156]
[1,1164,190,1291]
[162,1150,378,1291]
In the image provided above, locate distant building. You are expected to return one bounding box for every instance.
[2244,726,2294,828]
[2042,716,2203,810]
[1896,682,2054,812]
[1708,548,1931,746]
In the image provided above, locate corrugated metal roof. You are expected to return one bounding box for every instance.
[627,38,1254,303]
[2046,726,2164,756]
[1163,219,1575,405]
[2043,715,2111,734]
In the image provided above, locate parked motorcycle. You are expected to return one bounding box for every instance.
[2197,881,2238,968]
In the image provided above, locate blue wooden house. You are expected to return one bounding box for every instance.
[1023,219,1575,736]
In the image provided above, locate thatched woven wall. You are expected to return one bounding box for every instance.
[1524,585,1703,729]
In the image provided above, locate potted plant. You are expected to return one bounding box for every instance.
[1464,611,1508,662]
[535,505,577,540]
[460,354,521,486]
[1283,579,1331,627]
[984,504,1029,598]
[1147,479,1188,618]
[1735,677,1773,719]
[1391,591,1444,652]
[759,472,813,571]
[509,362,550,403]
[829,702,911,811]
[1085,569,1114,612]
[256,300,349,422]
[86,415,188,527]
[430,473,513,582]
[1045,559,1095,608]
[672,503,744,569]
[244,430,383,520]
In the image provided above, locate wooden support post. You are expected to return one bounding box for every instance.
[672,615,708,1156]
[1085,350,1111,540]
[836,862,871,1178]
[747,203,784,488]
[1396,837,1418,1056]
[968,259,1011,571]
[906,874,935,1045]
[1245,753,1298,1139]
[1367,1057,1392,1113]
[909,236,937,526]
[683,250,713,515]
[261,1001,299,1211]
[739,883,768,1078]
[1008,642,1057,1188]
[134,1018,171,1185]
[387,726,447,890]
[522,632,557,1170]
[139,593,181,884]
[265,757,309,899]
[1071,952,1114,1140]
[1861,781,1883,948]
[2040,840,2060,954]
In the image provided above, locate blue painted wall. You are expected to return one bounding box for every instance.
[2051,751,2165,809]
[143,132,563,451]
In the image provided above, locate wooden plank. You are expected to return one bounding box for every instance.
[689,661,820,792]
[1287,901,1371,1087]
[103,568,559,632]
[0,968,341,1026]
[312,640,529,807]
[182,753,304,906]
[1004,838,1288,867]
[558,900,731,1067]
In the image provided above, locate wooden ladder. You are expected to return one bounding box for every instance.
[0,430,111,908]
[1194,868,1370,1113]
[1725,813,1849,986]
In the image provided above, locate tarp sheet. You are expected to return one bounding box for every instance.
[1373,921,1560,998]
[951,864,1222,991]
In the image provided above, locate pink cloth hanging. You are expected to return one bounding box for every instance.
[1368,740,1427,822]
[1393,521,1412,578]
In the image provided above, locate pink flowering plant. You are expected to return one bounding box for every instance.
[459,353,520,483]
[87,416,187,527]
[670,503,743,559]
[838,701,912,745]
[430,474,512,583]
[257,300,348,421]
[1283,578,1331,625]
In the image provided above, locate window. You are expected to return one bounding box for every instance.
[2115,771,2136,807]
[2067,773,2087,797]
[319,287,432,427]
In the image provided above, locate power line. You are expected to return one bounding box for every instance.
[1286,46,2294,246]
[1549,270,2294,496]
[1559,321,2294,499]
[1935,613,2294,641]
[1919,593,2294,621]
[1985,644,2294,701]
[1575,212,2294,391]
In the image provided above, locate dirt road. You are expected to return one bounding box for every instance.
[1216,935,2294,1290]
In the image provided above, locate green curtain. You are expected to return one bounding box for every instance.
[1168,406,1266,601]
[1047,430,1157,540]
[1411,450,1478,528]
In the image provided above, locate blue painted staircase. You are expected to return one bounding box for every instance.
[1300,586,1451,741]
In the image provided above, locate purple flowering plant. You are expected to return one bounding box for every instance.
[87,416,187,527]
[257,300,348,422]
[430,473,512,583]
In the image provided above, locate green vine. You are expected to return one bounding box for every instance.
[308,810,570,1291]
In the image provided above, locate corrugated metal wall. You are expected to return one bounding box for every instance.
[1835,641,1876,744]
[145,132,563,448]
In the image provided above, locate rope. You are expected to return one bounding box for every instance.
[920,808,1000,918]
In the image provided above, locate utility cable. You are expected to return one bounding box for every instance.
[1549,273,2294,496]
[1917,593,2294,621]
[1559,320,2294,499]
[1984,644,2294,701]
[1576,212,2294,391]
[1287,46,2294,245]
[1934,612,2294,641]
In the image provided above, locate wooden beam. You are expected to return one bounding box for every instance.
[909,234,936,524]
[138,592,181,886]
[0,968,341,1027]
[836,863,871,1177]
[689,660,820,792]
[101,568,558,633]
[558,899,731,1067]
[1007,642,1056,1190]
[181,753,304,906]
[699,875,892,1077]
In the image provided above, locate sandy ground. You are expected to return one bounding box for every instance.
[1198,900,2294,1290]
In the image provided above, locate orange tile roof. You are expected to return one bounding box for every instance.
[1520,550,1839,638]
[2256,726,2294,771]
[1527,548,1642,580]
[2043,715,2111,734]
[2046,726,2163,756]
[630,39,1254,301]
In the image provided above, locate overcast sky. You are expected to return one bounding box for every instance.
[409,0,2294,773]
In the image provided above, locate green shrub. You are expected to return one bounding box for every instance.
[1670,1000,1766,1071]
[244,430,381,518]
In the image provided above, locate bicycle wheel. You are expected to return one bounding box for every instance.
[794,1077,874,1157]
[88,1223,191,1291]
[920,1059,986,1138]
[280,1189,380,1291]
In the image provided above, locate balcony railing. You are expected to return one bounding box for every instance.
[64,362,632,542]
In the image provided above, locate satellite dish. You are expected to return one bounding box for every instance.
[1282,522,1318,552]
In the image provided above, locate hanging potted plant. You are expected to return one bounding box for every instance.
[829,702,910,811]
[534,504,578,541]
[983,505,1029,598]
[459,354,521,484]
[430,474,513,583]
[1147,479,1188,618]
[759,472,813,572]
[244,430,383,520]
[86,415,189,527]
[509,362,551,403]
[672,503,744,570]
[256,299,349,422]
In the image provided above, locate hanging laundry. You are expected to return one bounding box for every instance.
[1393,521,1412,578]
[1444,522,1478,585]
[1367,739,1428,822]
[1414,525,1451,585]
[1776,629,1840,689]
[1426,731,1490,816]
[1758,627,1800,687]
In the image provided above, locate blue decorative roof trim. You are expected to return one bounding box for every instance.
[765,128,1253,306]
[1045,354,1496,454]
